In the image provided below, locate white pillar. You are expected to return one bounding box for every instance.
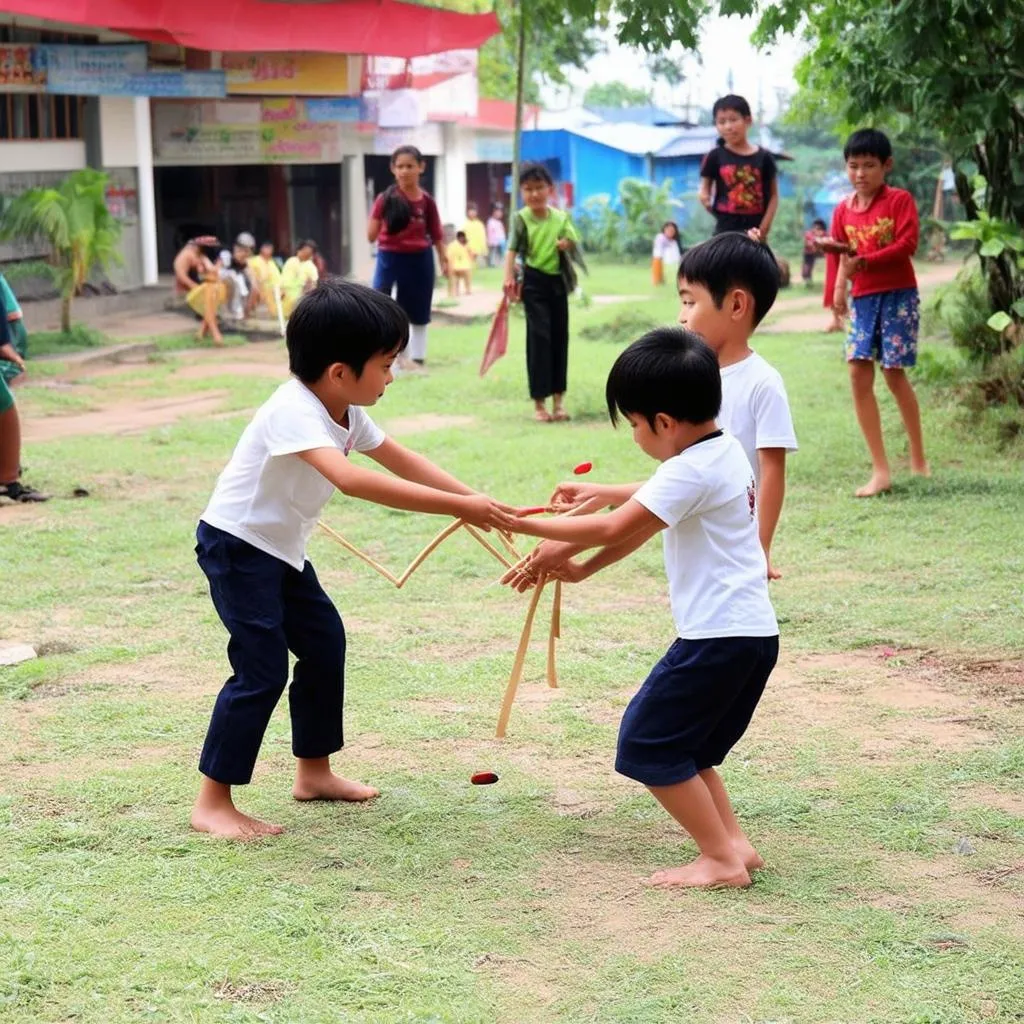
[133,96,158,287]
[344,155,373,282]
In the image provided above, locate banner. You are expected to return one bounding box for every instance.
[0,45,45,90]
[223,52,361,96]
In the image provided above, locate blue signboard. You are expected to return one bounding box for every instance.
[34,44,148,76]
[304,97,366,123]
[47,68,227,98]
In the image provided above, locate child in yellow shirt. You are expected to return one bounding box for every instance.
[446,231,473,297]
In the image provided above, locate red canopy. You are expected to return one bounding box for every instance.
[0,0,500,58]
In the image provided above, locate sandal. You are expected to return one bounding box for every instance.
[534,408,553,423]
[552,409,571,422]
[0,481,50,503]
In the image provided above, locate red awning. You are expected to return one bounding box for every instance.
[0,0,500,58]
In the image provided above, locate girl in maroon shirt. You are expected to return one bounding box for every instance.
[368,146,448,366]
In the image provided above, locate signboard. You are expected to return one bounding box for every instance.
[223,52,361,96]
[153,99,343,165]
[374,123,443,156]
[305,97,366,124]
[47,69,226,98]
[0,45,45,91]
[476,137,513,163]
[37,44,147,76]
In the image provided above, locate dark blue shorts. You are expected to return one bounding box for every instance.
[846,287,919,368]
[373,248,435,325]
[615,635,779,787]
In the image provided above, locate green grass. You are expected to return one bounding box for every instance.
[1,261,1022,1023]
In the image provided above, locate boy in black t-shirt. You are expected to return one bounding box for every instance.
[699,94,779,242]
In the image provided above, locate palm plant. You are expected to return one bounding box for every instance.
[0,169,122,332]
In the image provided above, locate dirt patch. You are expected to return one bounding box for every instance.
[173,362,287,382]
[382,413,476,436]
[23,391,229,442]
[955,785,1024,818]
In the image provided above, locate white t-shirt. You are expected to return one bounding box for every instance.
[201,378,384,571]
[652,232,682,263]
[719,352,797,483]
[633,432,778,641]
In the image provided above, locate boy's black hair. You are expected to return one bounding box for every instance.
[712,94,752,121]
[606,327,721,429]
[676,232,780,326]
[811,218,827,230]
[456,230,468,243]
[843,128,892,163]
[287,278,409,382]
[519,161,553,187]
[260,240,274,250]
[298,238,318,253]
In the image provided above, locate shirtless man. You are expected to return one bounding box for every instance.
[172,236,217,295]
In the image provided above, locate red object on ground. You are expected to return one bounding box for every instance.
[479,296,510,377]
[519,506,548,517]
[573,462,593,475]
[470,772,499,785]
[8,0,500,56]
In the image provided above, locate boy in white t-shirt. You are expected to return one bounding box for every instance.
[193,279,511,840]
[535,233,797,581]
[499,329,778,889]
[676,233,797,579]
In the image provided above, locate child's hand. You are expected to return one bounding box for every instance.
[459,494,518,531]
[832,289,849,320]
[767,561,782,581]
[530,539,577,575]
[556,238,572,252]
[502,276,520,302]
[548,481,603,512]
[0,344,25,372]
[747,227,763,243]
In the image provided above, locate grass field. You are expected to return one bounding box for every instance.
[1,262,1022,1023]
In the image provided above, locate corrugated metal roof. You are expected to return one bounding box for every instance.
[570,122,686,155]
[584,104,689,126]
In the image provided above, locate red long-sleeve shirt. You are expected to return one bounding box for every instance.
[823,185,919,307]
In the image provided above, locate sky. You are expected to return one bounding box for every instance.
[542,14,807,123]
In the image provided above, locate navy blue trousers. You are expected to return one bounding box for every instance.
[196,521,346,785]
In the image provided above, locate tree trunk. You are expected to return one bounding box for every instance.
[61,295,71,334]
[510,0,527,214]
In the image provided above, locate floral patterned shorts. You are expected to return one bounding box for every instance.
[846,287,919,368]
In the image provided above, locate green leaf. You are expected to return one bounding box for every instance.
[979,238,1005,257]
[1011,299,1024,318]
[987,311,1013,332]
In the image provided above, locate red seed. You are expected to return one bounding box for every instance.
[573,461,593,475]
[520,506,548,516]
[470,772,499,785]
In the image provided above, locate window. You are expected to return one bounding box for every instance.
[0,24,91,141]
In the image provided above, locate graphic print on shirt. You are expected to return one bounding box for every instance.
[719,164,764,214]
[747,479,757,520]
[845,217,895,253]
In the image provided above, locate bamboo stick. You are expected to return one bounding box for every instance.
[496,574,547,738]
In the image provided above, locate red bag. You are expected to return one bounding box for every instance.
[479,295,510,377]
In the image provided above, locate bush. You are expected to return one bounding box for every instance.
[576,178,676,258]
[578,308,661,343]
[926,262,1006,363]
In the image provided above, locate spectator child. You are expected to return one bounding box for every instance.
[367,145,448,367]
[699,95,779,243]
[446,230,474,297]
[824,129,929,497]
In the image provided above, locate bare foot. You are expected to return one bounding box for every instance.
[855,472,892,498]
[534,408,553,423]
[190,802,284,839]
[911,461,931,478]
[292,773,379,802]
[733,839,765,872]
[646,855,751,890]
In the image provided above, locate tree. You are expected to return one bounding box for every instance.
[0,169,122,333]
[583,80,652,108]
[756,0,1024,346]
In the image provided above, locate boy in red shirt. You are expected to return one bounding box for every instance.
[824,129,929,497]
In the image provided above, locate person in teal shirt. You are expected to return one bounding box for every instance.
[503,163,581,422]
[0,274,28,386]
